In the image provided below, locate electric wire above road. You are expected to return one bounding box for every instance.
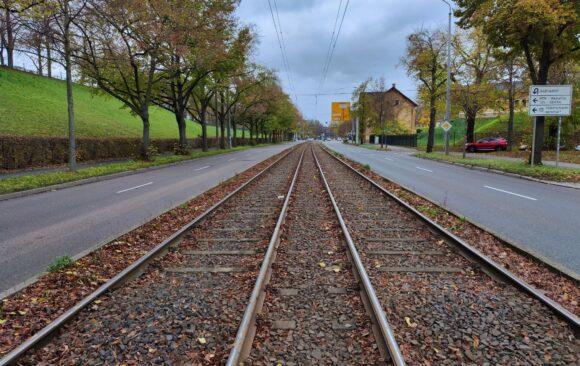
[267,0,297,101]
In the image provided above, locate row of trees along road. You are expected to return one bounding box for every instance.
[0,0,301,169]
[399,0,578,164]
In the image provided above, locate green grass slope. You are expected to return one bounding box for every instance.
[0,67,205,139]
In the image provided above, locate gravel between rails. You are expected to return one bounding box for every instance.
[315,145,578,365]
[16,146,306,365]
[246,147,385,365]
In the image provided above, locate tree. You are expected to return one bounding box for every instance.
[78,0,165,160]
[51,0,87,171]
[368,77,389,149]
[494,48,526,151]
[453,28,496,143]
[351,78,371,144]
[401,28,447,152]
[0,0,40,68]
[454,0,579,163]
[153,0,238,154]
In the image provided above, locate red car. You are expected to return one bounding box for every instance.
[465,137,507,152]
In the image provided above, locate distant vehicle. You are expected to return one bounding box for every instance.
[465,137,508,152]
[576,144,580,151]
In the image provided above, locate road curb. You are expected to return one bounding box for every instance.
[415,156,580,190]
[0,145,281,202]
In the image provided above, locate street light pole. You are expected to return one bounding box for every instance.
[442,0,452,156]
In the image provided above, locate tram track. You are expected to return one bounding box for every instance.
[2,142,578,365]
[1,145,305,365]
[314,144,578,364]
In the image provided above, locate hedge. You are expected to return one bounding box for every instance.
[0,136,267,170]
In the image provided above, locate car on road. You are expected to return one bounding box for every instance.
[465,137,508,152]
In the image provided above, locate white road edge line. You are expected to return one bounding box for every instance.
[384,157,394,161]
[116,181,154,194]
[484,185,538,201]
[415,167,433,173]
[195,165,211,171]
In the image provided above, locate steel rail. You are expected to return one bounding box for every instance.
[320,146,580,330]
[0,144,302,366]
[312,148,406,366]
[227,148,305,365]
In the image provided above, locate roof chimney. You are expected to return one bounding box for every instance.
[392,83,396,89]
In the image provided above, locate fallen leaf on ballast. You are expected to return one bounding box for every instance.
[198,337,207,345]
[319,262,326,268]
[404,316,417,328]
[0,319,6,325]
[473,336,479,349]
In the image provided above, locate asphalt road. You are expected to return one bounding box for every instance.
[325,141,580,279]
[0,144,294,294]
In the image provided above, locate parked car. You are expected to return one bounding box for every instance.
[465,137,508,152]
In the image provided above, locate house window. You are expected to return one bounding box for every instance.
[394,99,400,106]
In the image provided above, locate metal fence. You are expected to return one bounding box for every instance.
[370,134,418,147]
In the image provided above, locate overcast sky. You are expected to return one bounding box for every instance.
[236,0,452,123]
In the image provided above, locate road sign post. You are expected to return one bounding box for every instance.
[556,116,562,167]
[528,85,572,166]
[440,121,452,156]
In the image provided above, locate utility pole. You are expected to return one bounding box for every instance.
[442,0,452,156]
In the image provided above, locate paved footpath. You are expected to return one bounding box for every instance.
[325,142,580,279]
[0,144,295,295]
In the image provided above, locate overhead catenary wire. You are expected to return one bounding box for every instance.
[321,0,350,89]
[272,0,296,96]
[319,0,344,91]
[267,0,297,101]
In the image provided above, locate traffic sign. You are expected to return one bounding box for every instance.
[441,121,452,132]
[331,102,351,122]
[528,85,572,116]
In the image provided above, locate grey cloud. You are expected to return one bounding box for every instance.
[237,0,451,122]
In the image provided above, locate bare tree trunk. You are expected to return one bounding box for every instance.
[507,77,515,151]
[36,43,42,75]
[426,95,437,153]
[175,110,188,153]
[63,16,77,171]
[140,108,151,159]
[46,35,52,78]
[0,31,5,66]
[200,105,208,152]
[466,112,476,143]
[5,9,14,68]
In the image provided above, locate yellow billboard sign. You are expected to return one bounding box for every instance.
[331,102,351,122]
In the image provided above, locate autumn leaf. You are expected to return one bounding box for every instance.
[198,337,207,345]
[473,336,479,349]
[0,319,6,325]
[404,316,417,328]
[319,262,326,268]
